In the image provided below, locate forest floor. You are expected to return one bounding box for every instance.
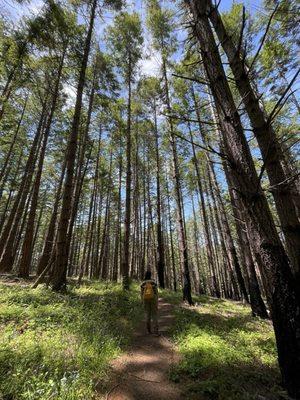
[0,277,284,400]
[100,298,182,400]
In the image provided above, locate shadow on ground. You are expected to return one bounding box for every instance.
[102,299,183,400]
[0,280,143,400]
[169,297,282,400]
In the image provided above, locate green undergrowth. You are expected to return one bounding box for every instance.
[165,291,282,400]
[0,280,142,400]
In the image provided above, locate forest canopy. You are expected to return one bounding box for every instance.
[0,0,299,399]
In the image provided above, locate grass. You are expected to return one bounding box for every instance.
[0,280,143,400]
[0,281,283,400]
[164,290,282,400]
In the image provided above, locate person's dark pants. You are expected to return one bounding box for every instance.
[144,299,158,333]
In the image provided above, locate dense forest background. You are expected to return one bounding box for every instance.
[0,0,299,398]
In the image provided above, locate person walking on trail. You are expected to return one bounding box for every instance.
[141,270,160,336]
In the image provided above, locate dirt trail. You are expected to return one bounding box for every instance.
[104,298,182,400]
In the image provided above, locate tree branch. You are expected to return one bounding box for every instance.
[172,73,209,86]
[163,112,218,126]
[246,4,279,78]
[173,130,228,160]
[267,68,300,124]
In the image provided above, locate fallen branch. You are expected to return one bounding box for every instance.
[128,373,162,384]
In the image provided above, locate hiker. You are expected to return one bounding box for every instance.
[140,270,159,336]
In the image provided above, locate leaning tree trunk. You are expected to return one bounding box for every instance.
[0,148,24,232]
[0,54,25,121]
[208,159,249,301]
[223,160,269,318]
[36,159,66,276]
[18,54,65,278]
[208,92,268,317]
[18,127,48,277]
[0,96,28,185]
[207,0,300,281]
[192,87,249,301]
[184,1,300,396]
[50,0,97,291]
[0,102,47,272]
[205,163,241,300]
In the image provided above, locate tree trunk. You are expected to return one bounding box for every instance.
[113,143,122,282]
[207,152,249,302]
[224,160,269,318]
[121,54,132,290]
[36,159,66,276]
[153,99,165,288]
[50,0,97,291]
[0,96,28,184]
[18,53,65,278]
[189,127,220,297]
[162,56,193,305]
[185,2,300,395]
[0,102,47,272]
[166,176,177,292]
[207,0,300,280]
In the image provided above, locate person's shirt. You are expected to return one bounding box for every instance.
[140,279,158,302]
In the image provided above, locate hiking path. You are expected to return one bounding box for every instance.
[103,298,183,400]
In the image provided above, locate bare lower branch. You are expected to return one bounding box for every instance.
[267,68,300,124]
[163,112,218,126]
[172,73,208,86]
[173,130,228,160]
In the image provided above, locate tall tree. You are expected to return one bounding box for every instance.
[106,11,143,289]
[184,1,300,396]
[147,0,193,304]
[49,0,98,290]
[206,0,300,282]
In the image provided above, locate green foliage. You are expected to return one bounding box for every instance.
[146,0,177,57]
[0,281,143,400]
[106,12,143,83]
[166,293,281,400]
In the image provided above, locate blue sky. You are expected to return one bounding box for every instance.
[0,0,279,214]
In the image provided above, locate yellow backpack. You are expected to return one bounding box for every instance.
[143,281,154,300]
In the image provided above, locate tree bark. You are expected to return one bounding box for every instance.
[0,96,28,184]
[0,101,47,272]
[162,56,193,305]
[121,54,132,290]
[185,2,300,395]
[18,53,65,278]
[50,0,97,290]
[189,126,220,297]
[153,99,165,288]
[207,0,300,280]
